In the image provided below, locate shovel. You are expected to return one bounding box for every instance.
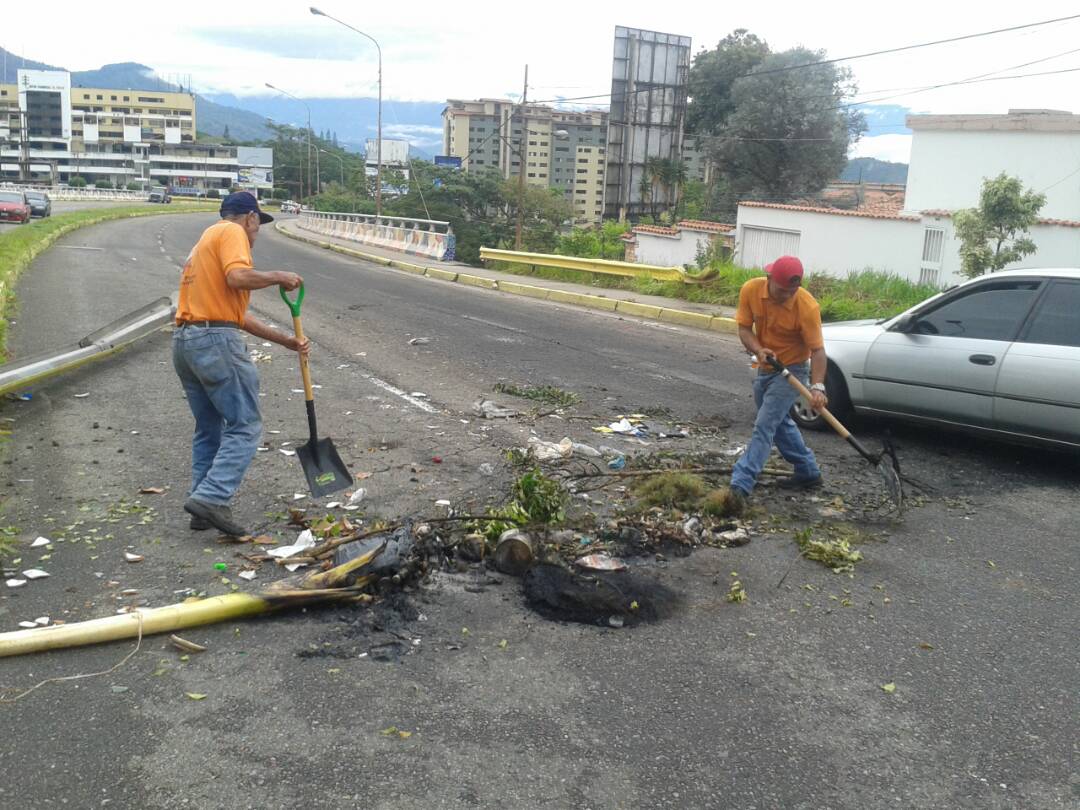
[767,356,903,509]
[280,284,353,497]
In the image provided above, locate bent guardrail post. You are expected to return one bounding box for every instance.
[0,296,176,397]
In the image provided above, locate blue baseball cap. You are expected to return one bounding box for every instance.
[220,191,273,224]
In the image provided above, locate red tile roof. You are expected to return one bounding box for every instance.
[739,201,920,221]
[921,209,1080,228]
[631,224,679,236]
[678,219,735,233]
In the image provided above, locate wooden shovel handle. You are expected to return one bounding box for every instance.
[292,315,314,403]
[779,368,850,439]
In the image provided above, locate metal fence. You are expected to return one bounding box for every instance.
[298,210,456,261]
[0,183,146,202]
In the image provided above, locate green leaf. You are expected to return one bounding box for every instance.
[881,683,896,694]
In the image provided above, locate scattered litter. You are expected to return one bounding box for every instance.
[185,693,207,701]
[238,570,256,581]
[410,392,428,399]
[7,579,27,588]
[123,552,144,563]
[170,635,207,653]
[342,505,361,512]
[74,393,90,399]
[881,682,897,694]
[284,562,307,572]
[408,337,431,346]
[478,462,495,476]
[292,493,307,501]
[267,429,281,435]
[347,489,367,507]
[435,499,451,507]
[31,537,51,548]
[336,364,350,370]
[721,445,746,457]
[473,399,518,419]
[279,449,297,457]
[608,615,625,629]
[607,455,626,471]
[266,529,316,559]
[249,350,273,363]
[18,621,39,629]
[575,554,628,572]
[571,442,601,458]
[326,501,342,509]
[281,441,293,446]
[139,487,165,495]
[494,529,534,576]
[17,393,32,401]
[528,436,573,462]
[718,528,751,546]
[595,417,649,438]
[213,563,228,572]
[432,456,442,464]
[22,569,49,580]
[261,342,273,348]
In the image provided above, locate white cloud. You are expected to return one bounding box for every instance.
[850,134,913,164]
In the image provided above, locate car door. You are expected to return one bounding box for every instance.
[994,279,1080,446]
[861,279,1043,426]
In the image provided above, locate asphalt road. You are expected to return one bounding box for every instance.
[0,212,1076,810]
[0,199,185,234]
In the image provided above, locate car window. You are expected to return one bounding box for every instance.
[0,192,23,203]
[1019,280,1080,348]
[913,280,1040,340]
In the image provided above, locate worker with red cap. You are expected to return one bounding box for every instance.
[729,255,827,508]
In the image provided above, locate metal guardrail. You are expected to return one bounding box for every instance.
[0,183,145,202]
[0,297,176,397]
[299,210,456,261]
[479,247,692,283]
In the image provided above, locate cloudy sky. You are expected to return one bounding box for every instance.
[6,1,1080,162]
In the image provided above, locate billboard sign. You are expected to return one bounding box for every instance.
[434,155,462,169]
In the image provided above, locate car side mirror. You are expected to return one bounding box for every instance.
[892,313,915,333]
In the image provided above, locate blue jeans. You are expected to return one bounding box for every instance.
[172,326,262,506]
[731,364,821,495]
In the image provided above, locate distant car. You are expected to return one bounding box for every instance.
[170,187,205,199]
[279,200,301,214]
[148,186,171,204]
[24,190,51,218]
[793,268,1080,451]
[0,190,31,224]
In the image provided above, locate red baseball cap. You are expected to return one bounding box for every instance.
[765,255,804,287]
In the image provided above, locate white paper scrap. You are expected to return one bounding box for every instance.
[238,570,256,581]
[34,616,49,626]
[22,569,49,580]
[279,449,296,457]
[292,493,307,501]
[266,529,315,559]
[18,621,37,629]
[31,537,51,548]
[6,579,27,588]
[284,562,307,572]
[74,392,90,398]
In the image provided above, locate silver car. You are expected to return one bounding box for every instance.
[793,268,1080,450]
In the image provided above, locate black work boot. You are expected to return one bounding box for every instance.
[189,515,212,531]
[776,475,824,491]
[183,498,247,536]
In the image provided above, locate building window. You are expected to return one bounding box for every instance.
[96,95,102,100]
[527,172,536,177]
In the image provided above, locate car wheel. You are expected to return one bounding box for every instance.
[790,364,851,431]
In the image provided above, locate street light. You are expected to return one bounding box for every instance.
[265,82,315,198]
[318,147,345,186]
[310,6,382,218]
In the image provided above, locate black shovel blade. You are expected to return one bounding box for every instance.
[296,437,353,497]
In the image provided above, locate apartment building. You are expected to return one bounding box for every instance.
[443,99,608,226]
[0,69,271,195]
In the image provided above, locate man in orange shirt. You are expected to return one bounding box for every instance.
[729,256,827,507]
[173,191,309,536]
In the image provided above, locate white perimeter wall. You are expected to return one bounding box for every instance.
[635,231,712,267]
[907,130,1080,220]
[736,206,924,281]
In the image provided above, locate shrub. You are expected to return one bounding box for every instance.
[126,182,142,191]
[94,180,113,189]
[272,188,289,200]
[206,189,220,199]
[68,176,87,188]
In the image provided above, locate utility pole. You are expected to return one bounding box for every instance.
[515,64,528,251]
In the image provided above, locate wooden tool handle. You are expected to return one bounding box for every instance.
[292,314,314,402]
[779,369,850,439]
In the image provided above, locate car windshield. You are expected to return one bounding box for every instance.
[0,192,23,203]
[26,192,45,201]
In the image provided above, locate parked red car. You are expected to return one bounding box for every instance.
[0,190,31,224]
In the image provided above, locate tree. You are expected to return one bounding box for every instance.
[223,124,230,140]
[661,158,688,219]
[644,156,666,220]
[687,30,770,135]
[687,33,865,217]
[953,173,1046,279]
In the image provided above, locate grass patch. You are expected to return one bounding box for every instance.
[0,204,216,356]
[632,472,709,511]
[488,259,939,322]
[702,487,746,518]
[493,381,579,408]
[0,525,18,558]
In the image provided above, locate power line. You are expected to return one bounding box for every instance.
[525,13,1080,107]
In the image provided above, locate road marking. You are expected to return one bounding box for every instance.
[358,372,438,413]
[57,245,104,251]
[460,314,529,335]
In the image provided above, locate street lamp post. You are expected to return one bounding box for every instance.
[266,82,313,199]
[310,6,382,218]
[318,147,345,186]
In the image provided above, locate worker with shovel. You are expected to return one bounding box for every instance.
[173,191,308,536]
[729,255,826,509]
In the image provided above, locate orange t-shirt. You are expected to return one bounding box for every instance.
[735,277,824,367]
[176,220,253,325]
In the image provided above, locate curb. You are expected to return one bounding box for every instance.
[275,223,738,335]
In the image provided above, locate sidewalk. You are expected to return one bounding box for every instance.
[275,218,738,333]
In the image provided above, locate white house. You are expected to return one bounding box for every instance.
[735,109,1080,286]
[622,220,734,267]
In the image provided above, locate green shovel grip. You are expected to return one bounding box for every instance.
[280,282,305,316]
